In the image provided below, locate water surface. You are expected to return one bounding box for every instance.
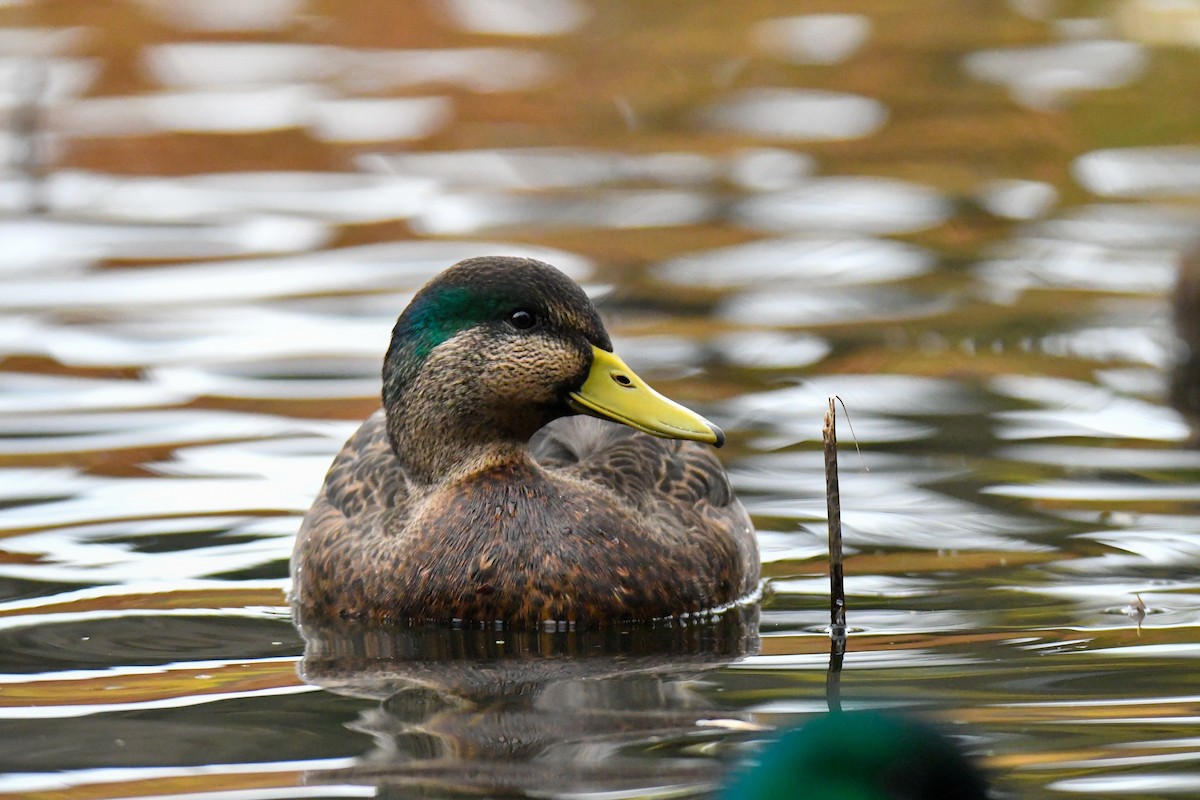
[2,2,1200,798]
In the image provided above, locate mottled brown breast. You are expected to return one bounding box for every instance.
[291,414,759,626]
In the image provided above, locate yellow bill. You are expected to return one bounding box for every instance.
[567,346,724,447]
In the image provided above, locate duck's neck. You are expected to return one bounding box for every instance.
[390,411,531,489]
[384,375,549,490]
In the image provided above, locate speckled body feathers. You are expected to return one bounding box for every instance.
[293,413,758,625]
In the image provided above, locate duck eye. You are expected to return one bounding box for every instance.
[508,309,537,330]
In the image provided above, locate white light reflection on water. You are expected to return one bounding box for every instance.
[1052,512,1200,582]
[437,0,592,36]
[158,437,348,481]
[0,55,97,99]
[728,148,816,191]
[747,490,1045,552]
[735,177,951,235]
[0,374,191,413]
[1096,366,1168,399]
[0,468,95,504]
[758,608,978,637]
[152,358,380,402]
[736,649,979,671]
[771,574,953,600]
[699,88,887,141]
[978,203,1200,300]
[42,171,437,223]
[144,43,338,87]
[732,375,980,427]
[733,417,929,454]
[0,27,87,56]
[989,480,1200,502]
[0,215,330,271]
[10,307,393,368]
[0,760,366,797]
[656,236,933,288]
[978,178,1058,221]
[752,14,872,65]
[734,452,1046,552]
[990,375,1191,441]
[0,678,314,719]
[308,97,454,143]
[133,0,308,32]
[0,472,312,529]
[145,43,556,94]
[0,409,320,455]
[0,516,298,582]
[412,189,715,234]
[1029,204,1200,249]
[56,86,328,135]
[1001,444,1200,471]
[140,45,458,140]
[1039,324,1171,368]
[714,331,830,370]
[1053,773,1200,794]
[754,528,827,565]
[361,148,718,189]
[609,335,702,375]
[978,238,1179,298]
[1076,643,1200,659]
[963,40,1147,109]
[1075,146,1200,198]
[1077,528,1200,568]
[340,47,555,93]
[720,285,955,327]
[0,241,588,311]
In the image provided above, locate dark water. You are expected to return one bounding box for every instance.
[2,2,1200,798]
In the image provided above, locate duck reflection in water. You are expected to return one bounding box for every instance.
[296,608,760,797]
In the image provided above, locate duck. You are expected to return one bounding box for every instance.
[721,711,990,800]
[291,255,760,626]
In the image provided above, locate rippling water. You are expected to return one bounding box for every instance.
[2,2,1200,798]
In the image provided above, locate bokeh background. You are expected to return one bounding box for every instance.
[2,1,1200,798]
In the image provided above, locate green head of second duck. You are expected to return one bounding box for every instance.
[291,256,760,626]
[722,711,990,800]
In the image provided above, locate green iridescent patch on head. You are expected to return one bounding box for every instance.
[397,285,499,363]
[382,281,520,403]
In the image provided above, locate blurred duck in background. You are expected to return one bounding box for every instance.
[1172,240,1200,437]
[722,711,990,800]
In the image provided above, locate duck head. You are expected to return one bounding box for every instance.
[381,256,723,485]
